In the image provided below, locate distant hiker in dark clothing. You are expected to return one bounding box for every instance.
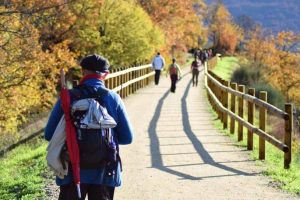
[197,49,205,63]
[168,58,182,93]
[191,56,202,87]
[204,50,209,62]
[152,52,165,85]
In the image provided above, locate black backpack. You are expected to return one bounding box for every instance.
[61,85,118,169]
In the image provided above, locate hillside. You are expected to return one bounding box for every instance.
[206,0,300,33]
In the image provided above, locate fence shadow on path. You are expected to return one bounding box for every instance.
[148,77,258,180]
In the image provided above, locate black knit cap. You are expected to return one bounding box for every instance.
[80,54,110,74]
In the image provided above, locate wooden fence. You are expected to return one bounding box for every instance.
[204,63,293,169]
[105,64,154,98]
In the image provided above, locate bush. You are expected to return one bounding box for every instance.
[230,65,286,109]
[231,66,264,86]
[252,83,286,109]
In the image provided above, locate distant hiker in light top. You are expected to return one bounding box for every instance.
[152,52,165,85]
[45,54,134,200]
[168,58,182,93]
[191,56,203,87]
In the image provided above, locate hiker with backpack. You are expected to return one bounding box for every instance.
[191,56,203,87]
[45,54,134,200]
[168,58,182,93]
[151,52,165,85]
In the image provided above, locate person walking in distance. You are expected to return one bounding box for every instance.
[152,52,165,85]
[168,58,181,93]
[45,54,134,200]
[191,56,202,87]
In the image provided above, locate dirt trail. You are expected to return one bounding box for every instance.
[115,68,299,200]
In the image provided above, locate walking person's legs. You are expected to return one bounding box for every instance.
[59,183,114,200]
[170,75,177,92]
[170,79,175,92]
[155,70,161,85]
[58,183,88,200]
[192,70,196,86]
[87,184,115,200]
[195,71,199,86]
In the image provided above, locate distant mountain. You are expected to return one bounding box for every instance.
[206,0,300,34]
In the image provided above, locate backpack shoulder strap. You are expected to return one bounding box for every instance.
[70,84,110,103]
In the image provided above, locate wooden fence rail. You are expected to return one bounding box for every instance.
[204,62,293,169]
[105,64,154,98]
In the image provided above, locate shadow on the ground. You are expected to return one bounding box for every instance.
[148,77,258,180]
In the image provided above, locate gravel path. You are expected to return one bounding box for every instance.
[114,68,299,200]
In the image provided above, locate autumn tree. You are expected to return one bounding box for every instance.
[267,31,300,102]
[138,0,207,60]
[245,29,300,104]
[207,2,243,54]
[245,26,277,68]
[0,1,76,145]
[86,0,165,66]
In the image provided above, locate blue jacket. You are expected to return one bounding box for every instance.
[45,77,134,187]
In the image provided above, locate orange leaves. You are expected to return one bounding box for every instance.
[0,1,79,135]
[219,23,243,54]
[245,29,300,104]
[209,3,243,54]
[275,31,300,51]
[139,0,206,57]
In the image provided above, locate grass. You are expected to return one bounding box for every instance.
[0,136,48,200]
[211,113,300,194]
[209,56,300,195]
[212,56,240,80]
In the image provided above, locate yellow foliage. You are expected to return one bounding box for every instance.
[0,3,76,141]
[245,29,300,105]
[96,0,165,66]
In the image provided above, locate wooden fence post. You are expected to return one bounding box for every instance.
[210,77,216,112]
[284,104,293,169]
[120,68,123,98]
[238,85,245,141]
[259,91,267,160]
[125,69,128,97]
[144,68,146,87]
[113,72,116,91]
[216,76,221,119]
[134,69,137,92]
[116,69,120,95]
[105,78,109,89]
[230,83,237,134]
[110,69,114,90]
[141,68,144,88]
[209,76,217,112]
[138,69,141,89]
[146,68,148,85]
[247,88,255,150]
[219,79,224,122]
[223,80,229,129]
[204,62,208,87]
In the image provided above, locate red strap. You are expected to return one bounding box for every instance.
[79,73,108,85]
